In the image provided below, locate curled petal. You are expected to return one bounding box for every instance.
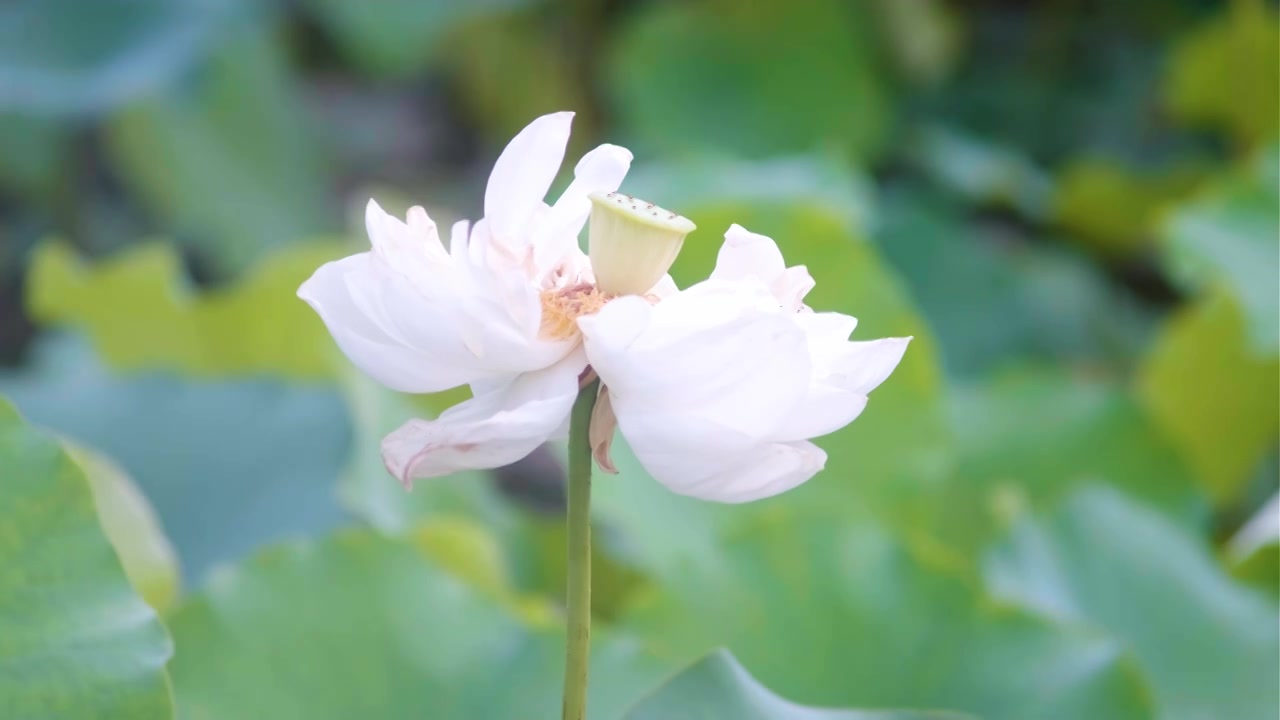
[381,349,588,487]
[485,112,574,249]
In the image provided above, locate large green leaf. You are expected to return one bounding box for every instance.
[1136,291,1279,505]
[0,0,236,115]
[0,398,174,718]
[0,334,351,582]
[985,486,1280,720]
[931,367,1207,558]
[1162,147,1279,355]
[625,650,972,720]
[28,241,347,379]
[105,26,333,274]
[616,512,1154,720]
[609,0,889,160]
[168,528,673,719]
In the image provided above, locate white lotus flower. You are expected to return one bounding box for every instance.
[299,112,909,503]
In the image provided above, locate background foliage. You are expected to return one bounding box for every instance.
[0,0,1276,717]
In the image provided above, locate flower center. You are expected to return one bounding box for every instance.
[539,282,613,340]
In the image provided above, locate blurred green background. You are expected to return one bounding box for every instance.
[0,0,1277,718]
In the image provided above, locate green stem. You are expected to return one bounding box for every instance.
[562,379,599,720]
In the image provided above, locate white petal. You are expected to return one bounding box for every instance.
[484,112,574,248]
[298,255,477,393]
[581,280,817,498]
[827,337,912,395]
[381,348,588,487]
[581,281,810,441]
[533,143,633,271]
[668,440,826,503]
[771,385,868,442]
[365,200,447,281]
[711,224,786,283]
[712,224,813,308]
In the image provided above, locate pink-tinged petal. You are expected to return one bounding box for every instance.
[381,348,588,487]
[484,112,574,248]
[533,143,634,272]
[298,255,478,393]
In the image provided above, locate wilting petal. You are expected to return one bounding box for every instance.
[381,349,588,487]
[485,112,574,249]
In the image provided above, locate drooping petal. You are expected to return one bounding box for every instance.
[381,348,588,487]
[484,111,574,249]
[298,254,478,393]
[533,143,634,272]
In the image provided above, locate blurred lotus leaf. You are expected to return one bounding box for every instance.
[0,398,174,719]
[985,485,1280,720]
[908,125,1054,220]
[625,650,974,720]
[0,334,351,582]
[876,189,1154,377]
[446,10,591,153]
[168,529,674,719]
[933,367,1206,560]
[106,26,333,274]
[1227,492,1279,595]
[67,442,181,613]
[1162,145,1279,354]
[301,0,532,79]
[619,514,1155,720]
[609,0,890,160]
[28,241,347,378]
[1137,291,1279,506]
[0,0,238,116]
[1054,158,1203,259]
[1164,1,1280,147]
